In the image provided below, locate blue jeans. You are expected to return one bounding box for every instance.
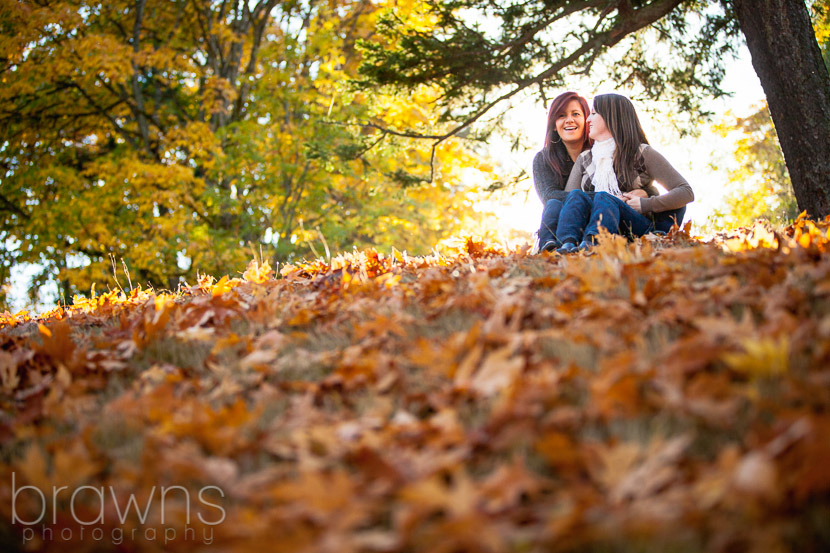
[557,190,686,243]
[538,199,563,246]
[653,206,686,233]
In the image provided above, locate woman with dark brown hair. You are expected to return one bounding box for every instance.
[530,91,592,253]
[556,93,693,253]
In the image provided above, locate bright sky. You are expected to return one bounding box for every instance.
[478,42,767,240]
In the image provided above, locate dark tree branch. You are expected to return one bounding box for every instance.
[0,193,30,221]
[360,0,685,183]
[63,80,140,149]
[495,0,605,60]
[131,0,154,159]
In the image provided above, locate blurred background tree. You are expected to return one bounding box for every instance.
[708,105,798,229]
[0,0,495,309]
[708,0,828,229]
[817,0,830,66]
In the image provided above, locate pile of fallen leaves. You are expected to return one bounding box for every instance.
[2,214,830,553]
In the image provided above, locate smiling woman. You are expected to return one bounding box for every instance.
[531,91,592,253]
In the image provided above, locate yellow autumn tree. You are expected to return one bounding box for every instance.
[708,104,799,230]
[0,0,497,308]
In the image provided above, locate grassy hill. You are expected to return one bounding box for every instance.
[1,216,829,552]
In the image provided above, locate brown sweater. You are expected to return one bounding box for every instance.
[564,144,694,215]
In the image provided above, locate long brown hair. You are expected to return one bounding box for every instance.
[592,93,649,191]
[543,91,592,177]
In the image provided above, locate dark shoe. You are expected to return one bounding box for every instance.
[541,239,560,252]
[579,235,597,251]
[556,242,578,254]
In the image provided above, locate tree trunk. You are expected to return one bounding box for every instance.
[733,0,830,219]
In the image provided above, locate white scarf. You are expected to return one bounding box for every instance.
[590,137,623,197]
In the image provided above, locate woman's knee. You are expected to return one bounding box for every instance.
[565,189,591,205]
[593,191,617,205]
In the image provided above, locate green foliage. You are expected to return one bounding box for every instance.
[356,0,742,130]
[0,0,492,309]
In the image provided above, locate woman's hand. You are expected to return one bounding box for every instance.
[622,191,644,213]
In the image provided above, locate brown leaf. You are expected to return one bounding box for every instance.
[37,319,77,365]
[732,450,779,501]
[469,346,524,396]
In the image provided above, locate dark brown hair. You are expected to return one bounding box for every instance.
[543,91,592,177]
[592,93,649,191]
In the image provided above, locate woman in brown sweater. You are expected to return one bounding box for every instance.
[556,93,694,253]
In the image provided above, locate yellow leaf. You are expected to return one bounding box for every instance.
[723,337,789,377]
[242,259,273,283]
[212,275,234,296]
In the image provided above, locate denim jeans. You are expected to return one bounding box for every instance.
[557,190,686,244]
[653,206,686,233]
[538,199,564,247]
